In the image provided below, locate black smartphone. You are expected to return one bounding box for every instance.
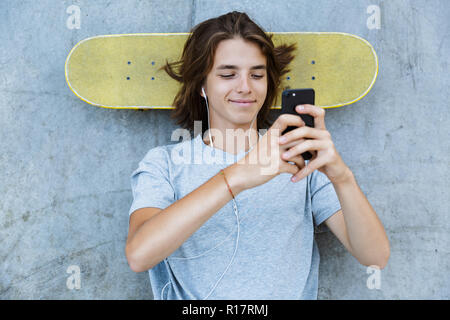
[281,88,315,160]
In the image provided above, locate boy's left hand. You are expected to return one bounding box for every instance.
[278,104,351,184]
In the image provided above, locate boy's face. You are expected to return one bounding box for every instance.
[202,37,268,132]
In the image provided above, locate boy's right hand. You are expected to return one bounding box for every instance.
[229,114,308,192]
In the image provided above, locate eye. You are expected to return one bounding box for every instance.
[219,74,264,79]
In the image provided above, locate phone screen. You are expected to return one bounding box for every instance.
[281,88,315,160]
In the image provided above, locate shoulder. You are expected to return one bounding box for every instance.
[141,144,169,163]
[140,136,196,166]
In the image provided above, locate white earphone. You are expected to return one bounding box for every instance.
[202,87,215,150]
[165,87,258,300]
[198,85,241,299]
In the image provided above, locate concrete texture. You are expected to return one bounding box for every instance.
[0,0,448,299]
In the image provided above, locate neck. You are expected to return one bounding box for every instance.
[203,125,260,155]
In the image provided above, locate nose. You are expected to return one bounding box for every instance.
[236,73,251,93]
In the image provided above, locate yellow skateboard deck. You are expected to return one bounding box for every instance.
[65,32,378,110]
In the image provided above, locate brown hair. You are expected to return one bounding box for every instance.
[160,11,297,137]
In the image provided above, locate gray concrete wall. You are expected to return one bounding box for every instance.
[0,0,448,299]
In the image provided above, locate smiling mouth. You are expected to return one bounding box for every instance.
[229,100,256,106]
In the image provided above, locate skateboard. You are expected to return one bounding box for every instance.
[65,32,378,110]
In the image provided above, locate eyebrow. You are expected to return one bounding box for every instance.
[216,64,267,70]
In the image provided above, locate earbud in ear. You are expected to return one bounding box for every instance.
[201,87,206,98]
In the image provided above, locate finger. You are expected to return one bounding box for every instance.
[282,162,302,176]
[278,138,307,151]
[270,114,306,137]
[291,155,328,182]
[279,126,330,145]
[281,140,328,160]
[295,104,326,130]
[285,154,306,171]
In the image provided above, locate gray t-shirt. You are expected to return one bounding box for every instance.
[128,133,341,300]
